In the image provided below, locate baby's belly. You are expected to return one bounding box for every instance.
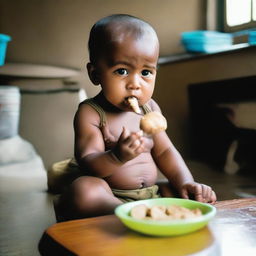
[104,154,159,190]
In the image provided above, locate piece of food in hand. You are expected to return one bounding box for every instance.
[130,204,148,220]
[140,111,167,135]
[128,97,141,114]
[127,96,167,134]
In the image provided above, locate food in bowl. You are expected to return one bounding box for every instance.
[130,204,202,221]
[115,198,216,236]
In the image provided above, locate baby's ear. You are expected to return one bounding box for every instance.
[87,62,100,85]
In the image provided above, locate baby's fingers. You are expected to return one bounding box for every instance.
[181,189,189,199]
[134,137,147,154]
[209,191,217,204]
[129,138,141,149]
[202,185,217,203]
[124,130,142,147]
[119,127,130,142]
[202,185,211,201]
[194,185,204,202]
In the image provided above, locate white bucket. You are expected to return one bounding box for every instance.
[0,86,20,139]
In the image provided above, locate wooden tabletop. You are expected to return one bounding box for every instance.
[39,198,256,256]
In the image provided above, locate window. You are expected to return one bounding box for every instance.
[224,0,256,32]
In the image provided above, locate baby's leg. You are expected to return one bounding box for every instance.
[55,176,122,221]
[157,180,180,198]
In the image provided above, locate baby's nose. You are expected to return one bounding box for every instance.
[127,75,141,90]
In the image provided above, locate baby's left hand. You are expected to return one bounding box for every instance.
[180,182,216,204]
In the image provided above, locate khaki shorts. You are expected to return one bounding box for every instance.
[49,158,162,203]
[112,185,161,203]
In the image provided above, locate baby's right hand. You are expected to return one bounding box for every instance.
[113,127,145,163]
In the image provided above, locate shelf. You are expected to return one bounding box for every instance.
[0,63,80,79]
[158,43,255,65]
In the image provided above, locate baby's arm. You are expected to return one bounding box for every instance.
[152,133,216,203]
[74,104,145,177]
[149,102,216,203]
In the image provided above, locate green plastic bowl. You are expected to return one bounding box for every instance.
[115,198,216,236]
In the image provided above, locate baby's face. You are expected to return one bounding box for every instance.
[94,33,159,111]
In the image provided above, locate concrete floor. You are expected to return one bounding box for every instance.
[0,191,55,256]
[186,160,256,200]
[0,160,255,256]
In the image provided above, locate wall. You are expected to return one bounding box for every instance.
[154,47,256,158]
[0,0,207,168]
[0,0,255,168]
[0,0,205,97]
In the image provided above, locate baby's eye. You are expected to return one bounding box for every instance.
[141,70,152,77]
[115,68,128,76]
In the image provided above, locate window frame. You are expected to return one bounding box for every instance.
[221,0,256,32]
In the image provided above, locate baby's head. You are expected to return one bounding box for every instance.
[88,14,159,65]
[87,14,159,111]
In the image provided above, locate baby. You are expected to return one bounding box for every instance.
[57,14,216,221]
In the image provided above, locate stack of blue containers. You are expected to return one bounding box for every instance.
[181,30,233,53]
[248,31,256,45]
[0,34,11,66]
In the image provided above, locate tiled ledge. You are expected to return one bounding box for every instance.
[158,43,255,65]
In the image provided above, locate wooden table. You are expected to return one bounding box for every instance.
[39,198,256,256]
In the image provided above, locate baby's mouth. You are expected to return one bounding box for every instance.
[125,96,138,104]
[126,96,141,114]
